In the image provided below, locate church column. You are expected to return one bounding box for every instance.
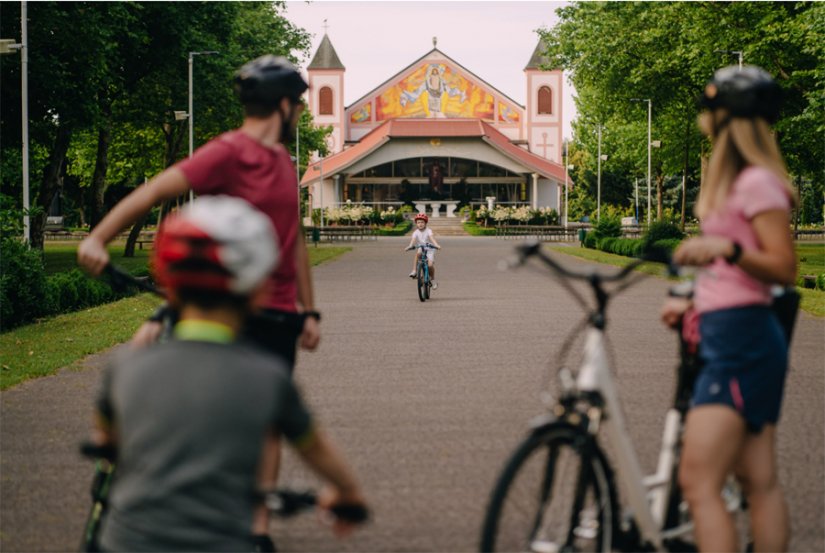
[531,173,539,209]
[335,174,342,205]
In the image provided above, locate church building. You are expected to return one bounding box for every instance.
[301,35,569,217]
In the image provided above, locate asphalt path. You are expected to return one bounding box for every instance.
[1,237,823,552]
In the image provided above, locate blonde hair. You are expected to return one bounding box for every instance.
[696,110,795,219]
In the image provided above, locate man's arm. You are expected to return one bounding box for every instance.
[294,232,320,350]
[78,168,191,275]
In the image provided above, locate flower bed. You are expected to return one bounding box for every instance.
[474,205,559,226]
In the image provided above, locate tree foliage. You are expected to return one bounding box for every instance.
[541,1,823,224]
[1,1,329,247]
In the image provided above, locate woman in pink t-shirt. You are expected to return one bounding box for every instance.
[661,66,797,552]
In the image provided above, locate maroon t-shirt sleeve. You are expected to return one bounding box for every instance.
[176,137,234,195]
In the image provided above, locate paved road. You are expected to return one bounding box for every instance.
[2,237,823,552]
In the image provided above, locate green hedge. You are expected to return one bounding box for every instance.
[1,239,139,332]
[582,222,683,259]
[375,220,412,236]
[463,222,497,236]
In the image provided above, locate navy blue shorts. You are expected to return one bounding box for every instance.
[694,306,789,433]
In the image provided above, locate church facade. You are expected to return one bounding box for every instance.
[301,36,569,215]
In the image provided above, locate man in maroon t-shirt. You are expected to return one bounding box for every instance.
[78,56,319,366]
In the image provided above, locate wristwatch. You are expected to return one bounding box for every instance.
[304,310,321,322]
[725,241,743,265]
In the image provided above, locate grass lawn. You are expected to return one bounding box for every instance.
[1,245,351,390]
[550,243,825,317]
[796,243,825,277]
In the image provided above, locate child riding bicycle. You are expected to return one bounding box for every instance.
[90,196,367,552]
[405,213,442,289]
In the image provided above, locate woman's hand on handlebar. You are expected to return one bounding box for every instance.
[660,297,692,329]
[673,236,733,267]
[77,236,110,276]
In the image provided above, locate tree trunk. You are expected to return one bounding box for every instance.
[30,125,72,250]
[122,120,186,256]
[88,97,112,230]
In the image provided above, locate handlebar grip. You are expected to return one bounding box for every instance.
[329,503,370,523]
[80,442,117,462]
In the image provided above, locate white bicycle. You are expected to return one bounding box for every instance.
[480,242,747,553]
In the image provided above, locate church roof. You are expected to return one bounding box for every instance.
[300,118,568,185]
[307,34,345,70]
[525,39,552,70]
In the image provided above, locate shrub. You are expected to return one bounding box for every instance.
[598,237,618,252]
[1,240,138,332]
[1,238,50,329]
[641,221,684,253]
[591,216,622,241]
[583,232,598,249]
[816,273,825,291]
[651,238,682,256]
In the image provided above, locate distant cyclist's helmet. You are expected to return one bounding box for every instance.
[414,213,429,223]
[700,65,782,123]
[153,196,278,296]
[233,55,309,107]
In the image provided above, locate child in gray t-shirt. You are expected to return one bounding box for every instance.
[91,197,367,551]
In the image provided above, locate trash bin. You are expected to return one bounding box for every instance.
[577,228,587,246]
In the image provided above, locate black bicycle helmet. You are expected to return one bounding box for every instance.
[233,55,308,107]
[700,65,781,123]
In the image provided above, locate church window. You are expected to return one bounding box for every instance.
[538,86,553,115]
[319,86,334,115]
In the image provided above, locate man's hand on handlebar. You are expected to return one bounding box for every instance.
[77,236,111,277]
[317,486,369,538]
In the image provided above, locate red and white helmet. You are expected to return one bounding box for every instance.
[153,196,278,296]
[414,213,428,223]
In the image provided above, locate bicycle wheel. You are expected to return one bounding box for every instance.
[480,423,616,553]
[417,267,427,302]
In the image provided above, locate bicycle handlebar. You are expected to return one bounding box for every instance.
[103,264,163,296]
[264,489,369,523]
[508,242,661,282]
[407,243,438,251]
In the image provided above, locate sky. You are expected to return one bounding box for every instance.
[283,0,576,139]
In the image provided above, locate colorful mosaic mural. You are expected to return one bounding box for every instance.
[498,101,520,123]
[372,63,496,121]
[350,102,371,124]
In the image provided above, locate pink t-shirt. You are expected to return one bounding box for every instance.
[695,166,791,313]
[177,131,299,312]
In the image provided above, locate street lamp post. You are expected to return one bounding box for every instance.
[319,155,324,228]
[188,50,219,202]
[1,2,28,241]
[631,98,652,224]
[596,125,608,221]
[563,140,569,229]
[715,49,743,70]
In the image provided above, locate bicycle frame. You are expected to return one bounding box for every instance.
[417,245,431,283]
[576,326,680,549]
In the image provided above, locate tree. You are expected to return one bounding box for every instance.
[540,2,822,224]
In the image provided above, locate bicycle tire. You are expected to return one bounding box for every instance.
[417,267,427,302]
[480,423,616,553]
